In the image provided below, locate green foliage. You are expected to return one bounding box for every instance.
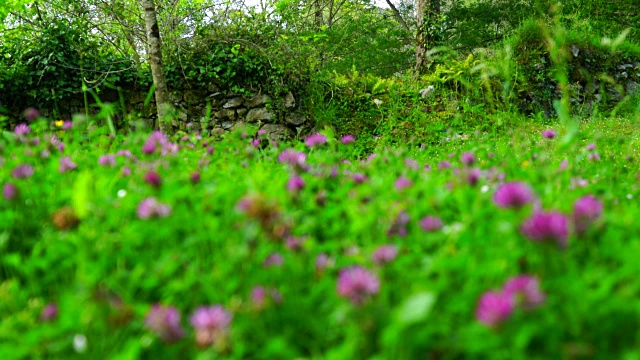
[0,18,142,117]
[2,113,640,358]
[165,13,310,96]
[0,0,30,22]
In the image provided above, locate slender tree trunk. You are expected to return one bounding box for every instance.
[139,0,171,132]
[415,0,440,74]
[314,0,323,28]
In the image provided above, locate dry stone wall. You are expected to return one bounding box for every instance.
[44,86,311,142]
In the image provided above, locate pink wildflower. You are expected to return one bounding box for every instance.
[387,210,410,237]
[521,211,569,248]
[341,135,355,144]
[40,303,58,322]
[23,108,39,122]
[286,175,305,192]
[304,133,327,148]
[438,161,451,170]
[394,176,413,191]
[573,195,603,235]
[263,252,284,267]
[404,158,420,171]
[278,149,308,171]
[190,172,201,184]
[372,244,398,265]
[14,124,31,137]
[352,173,368,184]
[144,171,162,188]
[145,305,184,343]
[337,266,380,305]
[137,197,171,219]
[542,130,556,139]
[503,275,545,309]
[189,305,232,347]
[11,164,34,179]
[98,154,116,167]
[467,168,482,185]
[2,183,18,201]
[420,216,443,232]
[461,152,476,166]
[476,290,514,327]
[58,157,77,173]
[493,182,535,209]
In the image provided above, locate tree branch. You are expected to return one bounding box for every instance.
[384,0,410,32]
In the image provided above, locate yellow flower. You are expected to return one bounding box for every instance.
[54,120,64,127]
[521,160,530,168]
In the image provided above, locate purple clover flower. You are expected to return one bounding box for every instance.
[12,164,34,179]
[304,133,327,148]
[315,253,331,273]
[142,131,177,156]
[59,157,77,173]
[542,129,557,139]
[251,286,267,308]
[461,152,476,166]
[278,149,308,171]
[137,197,171,220]
[467,168,482,185]
[352,173,368,184]
[286,175,305,193]
[520,211,569,248]
[117,150,133,158]
[40,303,58,322]
[142,141,156,154]
[493,182,535,209]
[285,236,304,251]
[559,160,568,171]
[503,275,545,309]
[23,108,39,122]
[394,176,413,191]
[372,244,398,265]
[337,266,380,305]
[404,158,420,171]
[475,290,515,327]
[2,183,18,201]
[438,161,451,170]
[387,210,410,237]
[98,154,116,167]
[329,166,339,178]
[419,216,443,232]
[45,134,64,152]
[586,143,596,151]
[573,195,603,235]
[14,124,31,137]
[144,171,162,188]
[145,305,184,343]
[189,305,232,347]
[263,252,284,267]
[341,135,355,144]
[190,172,201,184]
[249,286,280,309]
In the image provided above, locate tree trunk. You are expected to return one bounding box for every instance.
[139,0,171,132]
[415,0,441,74]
